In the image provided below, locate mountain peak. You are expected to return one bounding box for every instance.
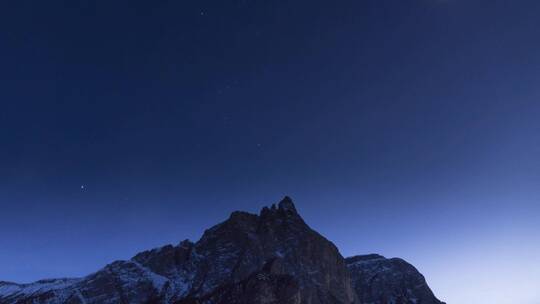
[277,196,297,213]
[259,196,299,219]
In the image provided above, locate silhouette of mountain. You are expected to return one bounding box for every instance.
[0,197,444,304]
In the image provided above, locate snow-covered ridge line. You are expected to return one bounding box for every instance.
[0,278,81,297]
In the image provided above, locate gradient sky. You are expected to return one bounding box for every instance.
[1,1,539,303]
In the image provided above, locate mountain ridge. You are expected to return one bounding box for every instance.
[0,197,444,304]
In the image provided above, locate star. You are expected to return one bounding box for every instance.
[80,185,85,190]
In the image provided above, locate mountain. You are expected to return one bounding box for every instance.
[0,197,444,304]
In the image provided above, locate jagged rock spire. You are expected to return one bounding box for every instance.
[259,196,298,217]
[278,196,297,214]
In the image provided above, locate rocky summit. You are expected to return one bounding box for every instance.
[0,197,444,304]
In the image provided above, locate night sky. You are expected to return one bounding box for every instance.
[1,1,540,303]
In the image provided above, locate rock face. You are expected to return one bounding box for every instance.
[346,254,444,304]
[175,258,301,304]
[0,197,444,304]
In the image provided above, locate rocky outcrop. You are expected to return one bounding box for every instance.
[346,254,444,304]
[0,197,444,304]
[175,258,301,304]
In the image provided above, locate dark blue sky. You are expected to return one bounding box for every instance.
[1,1,539,303]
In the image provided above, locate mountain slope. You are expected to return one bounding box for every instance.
[0,197,443,304]
[346,254,444,304]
